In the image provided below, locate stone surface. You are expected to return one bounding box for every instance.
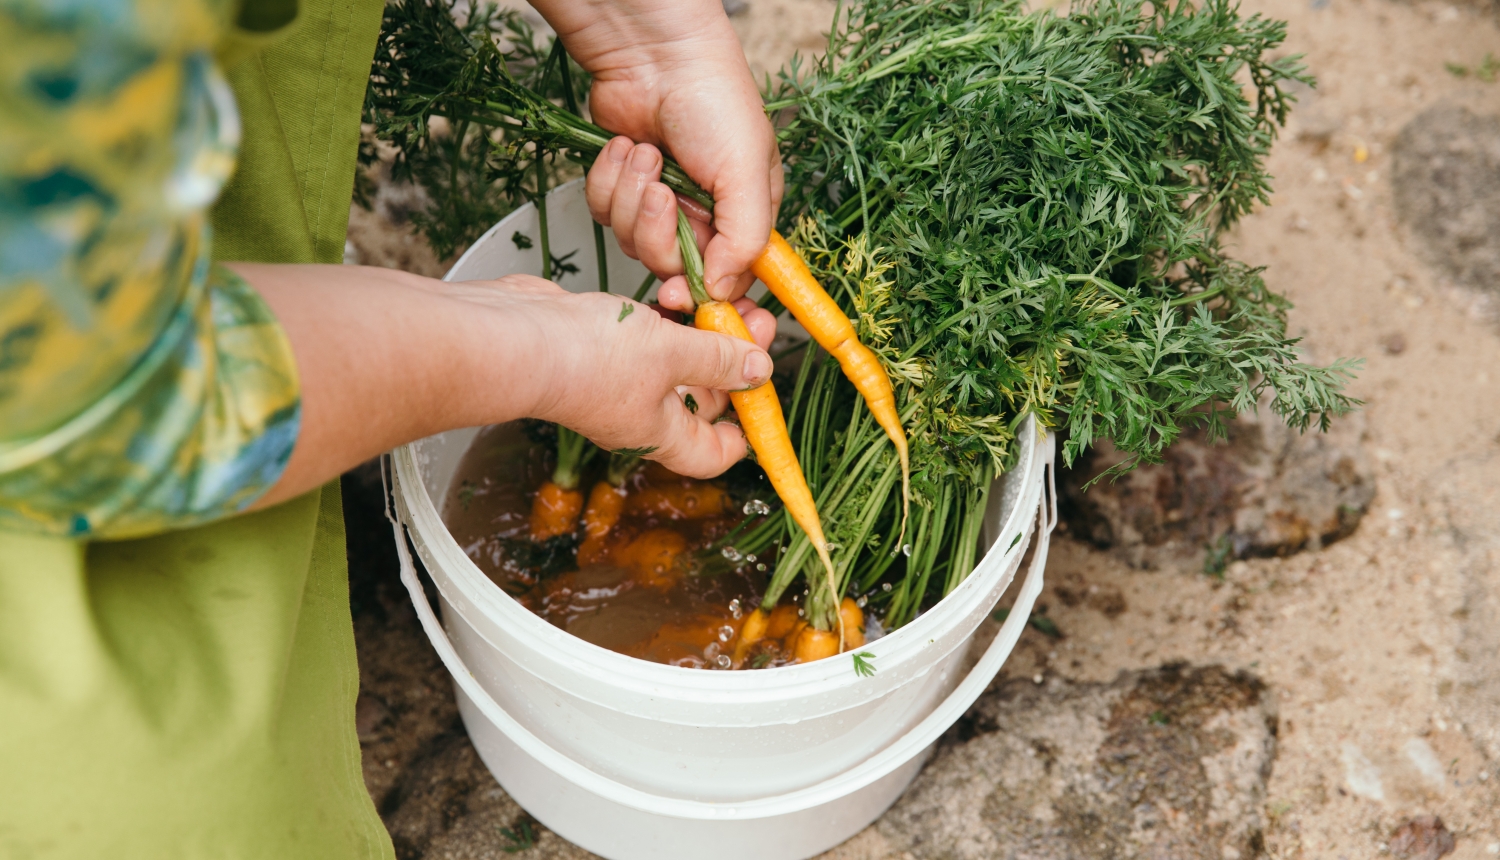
[1059,410,1375,570]
[1389,814,1457,860]
[876,663,1278,860]
[1434,451,1500,762]
[1391,106,1500,297]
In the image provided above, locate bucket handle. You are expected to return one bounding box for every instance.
[386,455,1055,821]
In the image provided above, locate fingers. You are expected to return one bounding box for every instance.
[733,300,777,352]
[585,137,632,227]
[699,122,779,302]
[665,324,772,392]
[649,395,749,479]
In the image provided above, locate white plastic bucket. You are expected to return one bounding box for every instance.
[387,179,1055,860]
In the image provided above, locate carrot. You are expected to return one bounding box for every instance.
[577,481,627,564]
[765,604,800,641]
[626,483,730,520]
[751,230,911,542]
[529,426,594,541]
[792,626,840,663]
[838,597,866,650]
[677,210,846,648]
[613,528,688,588]
[530,481,584,541]
[576,452,641,564]
[732,608,771,665]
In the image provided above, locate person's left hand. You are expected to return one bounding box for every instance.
[529,0,782,310]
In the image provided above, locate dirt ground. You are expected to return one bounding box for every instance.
[347,0,1500,856]
[733,0,1500,856]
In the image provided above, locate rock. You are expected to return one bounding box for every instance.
[1059,410,1374,569]
[1389,815,1457,860]
[1434,451,1500,761]
[876,663,1278,860]
[1392,106,1500,297]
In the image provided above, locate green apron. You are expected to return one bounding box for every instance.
[0,0,394,856]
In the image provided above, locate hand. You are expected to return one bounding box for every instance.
[443,274,780,478]
[531,0,782,309]
[242,264,781,510]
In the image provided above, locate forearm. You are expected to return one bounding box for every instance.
[239,264,543,509]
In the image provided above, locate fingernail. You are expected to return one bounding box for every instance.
[643,184,668,216]
[712,275,738,300]
[743,350,771,386]
[630,146,658,174]
[607,137,630,164]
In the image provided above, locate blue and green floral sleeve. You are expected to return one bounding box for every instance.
[0,0,302,539]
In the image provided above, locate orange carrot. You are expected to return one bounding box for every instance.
[530,481,584,541]
[613,528,688,588]
[626,483,730,520]
[677,210,845,647]
[792,626,840,663]
[838,597,866,650]
[764,604,800,641]
[529,426,594,541]
[751,230,911,539]
[577,481,628,564]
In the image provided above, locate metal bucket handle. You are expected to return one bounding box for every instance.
[386,453,1055,821]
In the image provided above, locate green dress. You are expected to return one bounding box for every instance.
[0,0,395,854]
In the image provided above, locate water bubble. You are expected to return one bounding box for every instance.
[721,546,743,562]
[716,654,732,669]
[856,595,868,608]
[882,582,893,593]
[718,625,735,643]
[797,608,805,618]
[902,543,913,557]
[756,563,767,572]
[743,499,772,516]
[745,553,757,563]
[728,599,742,619]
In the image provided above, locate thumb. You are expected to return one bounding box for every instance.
[661,322,773,392]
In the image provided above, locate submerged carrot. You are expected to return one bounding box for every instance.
[751,230,911,539]
[530,481,584,541]
[577,481,627,564]
[792,626,840,663]
[838,597,866,650]
[529,426,593,541]
[627,484,730,520]
[577,452,641,564]
[613,528,688,588]
[677,210,846,648]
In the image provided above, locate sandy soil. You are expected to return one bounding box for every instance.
[736,0,1500,857]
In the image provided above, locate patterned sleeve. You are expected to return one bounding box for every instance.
[0,0,302,539]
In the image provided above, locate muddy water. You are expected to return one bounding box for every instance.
[441,422,782,669]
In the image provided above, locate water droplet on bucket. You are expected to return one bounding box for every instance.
[743,499,772,516]
[721,546,743,562]
[718,625,735,643]
[902,543,913,557]
[716,654,732,669]
[882,582,893,592]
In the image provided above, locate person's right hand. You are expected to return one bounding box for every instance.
[529,0,782,310]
